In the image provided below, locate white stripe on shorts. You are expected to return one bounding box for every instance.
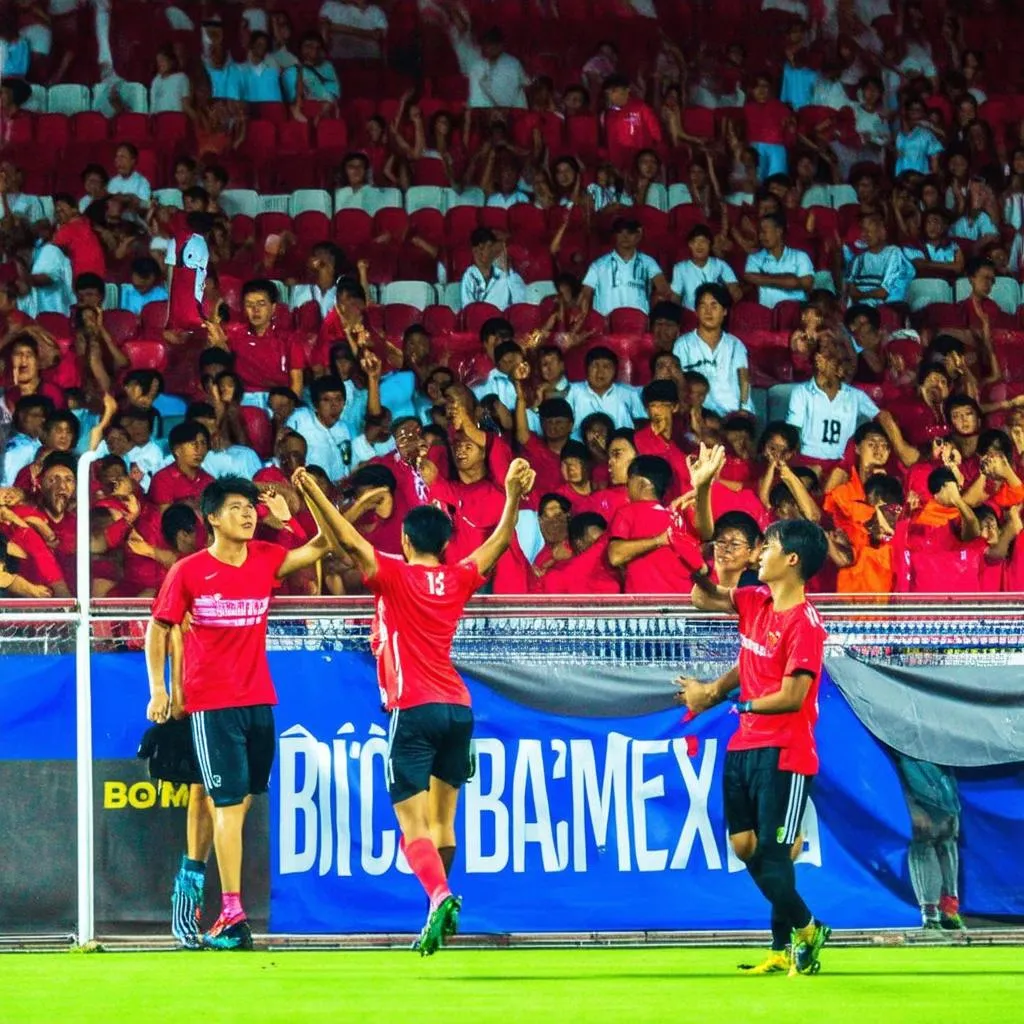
[782,775,805,845]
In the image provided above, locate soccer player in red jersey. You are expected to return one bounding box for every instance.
[293,458,536,956]
[145,475,330,950]
[681,461,831,977]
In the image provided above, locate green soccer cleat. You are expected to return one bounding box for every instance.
[417,895,461,957]
[202,915,253,951]
[940,912,967,931]
[789,921,831,976]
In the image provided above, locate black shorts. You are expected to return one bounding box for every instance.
[190,705,276,808]
[724,748,812,849]
[386,703,474,805]
[138,718,203,787]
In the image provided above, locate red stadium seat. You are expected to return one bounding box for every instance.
[408,209,445,248]
[139,301,168,333]
[565,114,600,159]
[36,312,72,338]
[461,302,504,334]
[479,207,509,234]
[422,305,457,336]
[230,214,256,247]
[773,301,803,331]
[102,310,139,345]
[507,303,544,335]
[72,111,109,143]
[730,301,773,332]
[445,206,480,247]
[383,303,423,340]
[334,209,374,251]
[277,121,312,154]
[681,106,715,140]
[608,307,651,335]
[316,118,349,154]
[151,112,189,152]
[507,203,546,242]
[35,114,70,150]
[373,207,409,242]
[293,211,332,248]
[123,339,169,371]
[114,113,150,145]
[241,120,277,162]
[255,211,292,243]
[294,302,322,334]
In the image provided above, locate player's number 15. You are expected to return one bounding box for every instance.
[426,571,447,596]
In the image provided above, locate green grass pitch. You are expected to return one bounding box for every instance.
[0,946,1018,1024]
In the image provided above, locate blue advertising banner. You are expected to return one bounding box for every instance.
[2,651,1021,933]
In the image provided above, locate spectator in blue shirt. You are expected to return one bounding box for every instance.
[238,32,284,104]
[895,98,944,176]
[119,257,169,315]
[282,33,340,106]
[845,212,916,308]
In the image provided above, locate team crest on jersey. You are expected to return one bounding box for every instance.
[766,629,782,652]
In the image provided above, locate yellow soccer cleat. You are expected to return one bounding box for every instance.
[738,951,790,975]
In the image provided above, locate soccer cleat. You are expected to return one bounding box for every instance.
[171,870,204,950]
[738,951,790,975]
[202,914,253,951]
[939,896,966,931]
[417,895,461,957]
[789,921,831,976]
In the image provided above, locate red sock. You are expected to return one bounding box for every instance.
[403,837,451,907]
[221,892,244,922]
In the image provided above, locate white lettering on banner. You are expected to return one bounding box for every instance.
[277,726,825,879]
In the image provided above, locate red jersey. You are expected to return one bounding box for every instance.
[587,484,630,523]
[53,217,106,279]
[605,99,662,156]
[633,425,690,498]
[730,585,827,775]
[26,504,76,590]
[744,100,791,145]
[539,537,621,594]
[120,503,172,595]
[522,434,566,499]
[151,541,287,712]
[149,464,214,508]
[225,322,306,390]
[609,499,703,594]
[364,553,486,710]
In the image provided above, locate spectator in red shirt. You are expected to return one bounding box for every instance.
[117,502,200,598]
[634,380,690,497]
[744,74,795,179]
[607,453,705,593]
[540,511,621,594]
[514,385,574,499]
[555,439,605,514]
[593,427,636,522]
[0,531,52,598]
[53,193,107,280]
[530,492,573,587]
[3,334,65,409]
[205,279,306,400]
[149,421,215,511]
[603,74,662,170]
[24,451,77,593]
[885,363,952,452]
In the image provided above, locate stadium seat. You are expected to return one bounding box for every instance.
[800,184,832,209]
[241,120,276,162]
[507,303,544,335]
[830,184,858,208]
[315,118,349,154]
[445,206,480,247]
[373,207,409,242]
[288,189,332,219]
[907,279,954,313]
[102,283,120,310]
[812,270,837,293]
[36,114,71,150]
[123,339,169,372]
[47,84,91,115]
[918,302,966,330]
[408,209,444,248]
[219,189,261,219]
[151,112,189,152]
[293,211,332,248]
[525,280,557,305]
[258,194,291,215]
[277,121,311,154]
[334,208,374,250]
[479,207,509,234]
[422,304,457,335]
[462,301,504,334]
[730,301,773,332]
[36,312,71,338]
[96,81,148,115]
[380,281,436,309]
[667,184,694,210]
[406,185,447,215]
[445,187,485,208]
[644,183,668,212]
[383,303,423,340]
[507,203,546,241]
[773,301,803,331]
[24,83,46,113]
[565,114,600,158]
[153,188,184,209]
[230,214,256,247]
[681,106,715,139]
[71,111,109,143]
[113,112,150,145]
[608,308,651,335]
[139,301,168,333]
[103,309,140,345]
[437,281,463,311]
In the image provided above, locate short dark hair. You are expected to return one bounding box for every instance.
[74,272,105,294]
[347,463,397,496]
[336,277,366,303]
[763,518,828,581]
[945,394,982,421]
[650,300,683,325]
[853,421,889,446]
[929,333,964,358]
[182,185,209,205]
[120,404,156,428]
[115,140,139,159]
[683,370,711,389]
[402,505,453,557]
[200,475,259,526]
[40,451,76,476]
[918,362,950,386]
[693,282,733,311]
[966,255,996,278]
[45,410,81,446]
[758,421,800,455]
[609,426,636,447]
[539,492,572,515]
[603,73,630,91]
[713,510,763,547]
[241,278,279,304]
[686,223,714,243]
[864,474,904,505]
[15,394,53,419]
[628,454,672,501]
[168,421,210,451]
[493,340,522,364]
[927,467,957,495]
[978,428,1012,457]
[642,380,679,407]
[569,512,607,547]
[843,303,881,330]
[480,316,513,344]
[204,163,229,186]
[186,401,216,422]
[131,256,161,279]
[559,440,590,464]
[539,397,573,421]
[161,503,197,546]
[722,414,756,438]
[760,211,788,234]
[586,345,618,370]
[311,375,345,403]
[199,347,233,371]
[470,227,497,248]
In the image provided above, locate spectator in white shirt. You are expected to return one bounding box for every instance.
[285,375,354,482]
[786,342,880,461]
[319,0,388,60]
[451,23,529,111]
[460,227,526,310]
[15,223,74,318]
[743,211,814,308]
[581,216,670,317]
[670,224,743,309]
[108,143,151,218]
[149,46,191,113]
[844,211,915,307]
[566,346,645,435]
[672,283,752,416]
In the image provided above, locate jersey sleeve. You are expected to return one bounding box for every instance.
[151,558,190,625]
[783,612,826,679]
[363,550,402,593]
[454,558,488,596]
[729,584,767,624]
[147,469,173,506]
[608,504,635,540]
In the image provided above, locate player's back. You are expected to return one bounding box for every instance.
[366,554,487,710]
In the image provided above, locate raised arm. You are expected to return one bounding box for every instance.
[466,458,535,575]
[689,569,736,612]
[293,466,378,577]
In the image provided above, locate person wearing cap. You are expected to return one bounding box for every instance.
[670,224,742,310]
[672,283,753,417]
[580,217,669,317]
[742,211,814,309]
[460,227,526,311]
[566,346,645,435]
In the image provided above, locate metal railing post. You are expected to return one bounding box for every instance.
[75,451,98,946]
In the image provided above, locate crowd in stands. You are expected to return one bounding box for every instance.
[4,0,1024,600]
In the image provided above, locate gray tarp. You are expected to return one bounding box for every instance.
[459,656,1024,767]
[825,656,1024,768]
